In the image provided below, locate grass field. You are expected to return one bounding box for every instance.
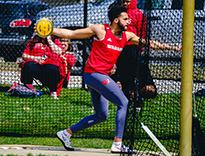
[0,83,204,153]
[0,86,116,137]
[0,136,113,149]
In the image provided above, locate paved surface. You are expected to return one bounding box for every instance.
[0,145,120,156]
[0,145,179,156]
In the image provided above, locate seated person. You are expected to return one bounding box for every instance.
[20,34,76,99]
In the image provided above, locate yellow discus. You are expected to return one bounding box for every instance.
[36,18,53,38]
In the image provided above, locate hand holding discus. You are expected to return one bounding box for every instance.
[35,18,53,38]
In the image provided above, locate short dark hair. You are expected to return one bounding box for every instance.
[108,6,127,23]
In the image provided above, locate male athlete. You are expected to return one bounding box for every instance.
[45,6,181,154]
[110,0,157,100]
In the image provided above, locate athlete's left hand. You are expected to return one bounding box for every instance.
[175,45,182,51]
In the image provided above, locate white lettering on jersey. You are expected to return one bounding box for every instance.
[107,44,123,51]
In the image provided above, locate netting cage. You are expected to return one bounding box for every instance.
[0,0,204,155]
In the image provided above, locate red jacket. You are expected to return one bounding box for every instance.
[55,53,76,96]
[21,38,76,96]
[125,0,147,49]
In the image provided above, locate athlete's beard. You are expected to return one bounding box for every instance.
[117,21,127,31]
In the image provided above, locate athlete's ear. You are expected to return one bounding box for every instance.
[114,18,119,24]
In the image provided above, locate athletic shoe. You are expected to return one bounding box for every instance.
[111,144,136,154]
[56,130,74,151]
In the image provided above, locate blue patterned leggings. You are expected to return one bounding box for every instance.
[70,72,128,138]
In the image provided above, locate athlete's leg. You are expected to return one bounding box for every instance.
[58,72,130,152]
[70,87,109,133]
[84,73,129,139]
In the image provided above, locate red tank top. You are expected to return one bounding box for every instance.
[84,24,127,75]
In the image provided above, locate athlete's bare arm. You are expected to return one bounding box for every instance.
[126,31,182,51]
[52,24,106,40]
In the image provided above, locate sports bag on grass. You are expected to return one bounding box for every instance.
[7,82,40,98]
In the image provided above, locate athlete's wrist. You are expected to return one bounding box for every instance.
[172,46,176,51]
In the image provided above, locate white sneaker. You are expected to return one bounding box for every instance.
[56,130,74,151]
[111,144,136,154]
[50,92,58,99]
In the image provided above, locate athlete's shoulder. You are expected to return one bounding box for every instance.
[125,31,136,40]
[125,31,135,36]
[90,24,105,31]
[89,24,106,40]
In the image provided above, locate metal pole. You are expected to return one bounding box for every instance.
[82,0,88,89]
[179,0,195,155]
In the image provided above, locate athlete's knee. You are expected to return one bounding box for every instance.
[96,111,108,122]
[117,98,129,111]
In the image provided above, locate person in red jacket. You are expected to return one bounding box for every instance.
[57,38,76,93]
[110,0,157,100]
[20,34,76,99]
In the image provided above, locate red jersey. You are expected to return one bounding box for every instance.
[84,24,127,75]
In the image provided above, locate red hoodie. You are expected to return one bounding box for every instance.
[125,0,147,47]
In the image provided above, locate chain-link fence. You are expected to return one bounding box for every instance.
[0,0,204,155]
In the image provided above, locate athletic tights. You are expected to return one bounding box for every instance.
[70,72,129,138]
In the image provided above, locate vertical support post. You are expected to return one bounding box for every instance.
[82,0,88,89]
[180,0,195,155]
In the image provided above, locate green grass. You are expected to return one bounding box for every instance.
[0,84,204,153]
[0,136,113,149]
[0,87,117,138]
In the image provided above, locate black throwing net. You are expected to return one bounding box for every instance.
[0,0,204,155]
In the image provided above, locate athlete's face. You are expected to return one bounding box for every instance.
[117,12,129,31]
